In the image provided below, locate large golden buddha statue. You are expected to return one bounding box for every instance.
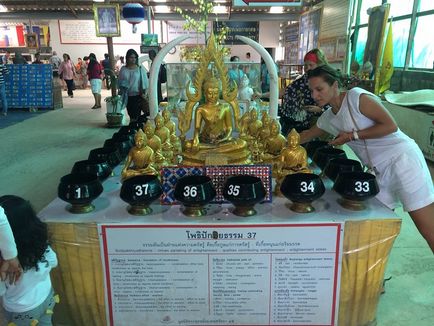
[121,129,158,181]
[178,33,250,166]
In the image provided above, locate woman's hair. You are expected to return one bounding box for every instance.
[307,64,344,88]
[88,53,98,70]
[304,48,328,66]
[126,49,139,66]
[63,53,71,61]
[0,195,48,271]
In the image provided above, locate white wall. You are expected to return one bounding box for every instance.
[49,19,280,64]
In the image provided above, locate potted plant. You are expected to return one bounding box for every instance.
[104,69,124,128]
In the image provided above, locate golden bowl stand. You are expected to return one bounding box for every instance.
[127,204,153,216]
[67,203,95,214]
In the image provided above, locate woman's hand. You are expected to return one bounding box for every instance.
[329,132,353,146]
[0,257,23,284]
[303,105,323,113]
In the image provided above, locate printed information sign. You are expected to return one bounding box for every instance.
[99,223,343,326]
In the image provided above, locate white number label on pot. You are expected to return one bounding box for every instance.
[183,186,198,198]
[135,184,149,196]
[75,188,81,198]
[227,185,240,196]
[355,181,370,192]
[300,181,315,192]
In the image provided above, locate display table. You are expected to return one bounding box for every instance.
[39,173,400,326]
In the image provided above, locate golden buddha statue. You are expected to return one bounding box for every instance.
[154,113,174,162]
[178,33,250,166]
[238,109,251,139]
[162,107,182,162]
[247,108,262,139]
[258,111,272,144]
[121,129,158,181]
[162,108,176,135]
[261,120,287,175]
[143,121,168,168]
[275,129,312,194]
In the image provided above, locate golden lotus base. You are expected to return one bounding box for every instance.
[233,205,257,217]
[67,203,95,214]
[181,205,207,217]
[181,140,251,166]
[338,198,367,211]
[290,202,315,213]
[127,205,152,216]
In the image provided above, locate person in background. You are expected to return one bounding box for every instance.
[48,51,62,77]
[0,63,9,117]
[280,48,329,135]
[118,49,149,122]
[101,53,111,89]
[87,53,102,109]
[32,52,43,64]
[1,51,11,64]
[58,53,76,98]
[300,64,434,253]
[0,195,58,326]
[0,206,21,284]
[12,53,28,64]
[115,56,124,75]
[228,56,245,87]
[148,49,167,104]
[81,56,89,89]
[245,52,252,62]
[260,57,270,94]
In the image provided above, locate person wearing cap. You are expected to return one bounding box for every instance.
[280,48,328,135]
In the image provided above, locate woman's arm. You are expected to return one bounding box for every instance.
[356,94,398,139]
[299,125,326,144]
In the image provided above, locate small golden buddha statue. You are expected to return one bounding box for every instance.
[275,129,312,194]
[162,108,176,135]
[247,108,263,139]
[121,129,158,181]
[238,109,251,139]
[154,113,174,161]
[258,111,272,144]
[143,121,168,168]
[261,120,287,174]
[162,107,182,162]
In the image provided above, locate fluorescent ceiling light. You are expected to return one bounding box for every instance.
[0,5,8,12]
[212,5,229,14]
[93,0,105,3]
[154,5,171,13]
[153,0,167,3]
[269,6,284,14]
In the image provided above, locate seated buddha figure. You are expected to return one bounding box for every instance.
[275,129,312,194]
[183,76,249,165]
[162,108,182,161]
[154,113,174,162]
[121,129,158,181]
[258,111,272,146]
[246,108,262,140]
[143,121,168,169]
[261,120,287,174]
[238,109,251,139]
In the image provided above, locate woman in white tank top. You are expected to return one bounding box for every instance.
[299,64,434,253]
